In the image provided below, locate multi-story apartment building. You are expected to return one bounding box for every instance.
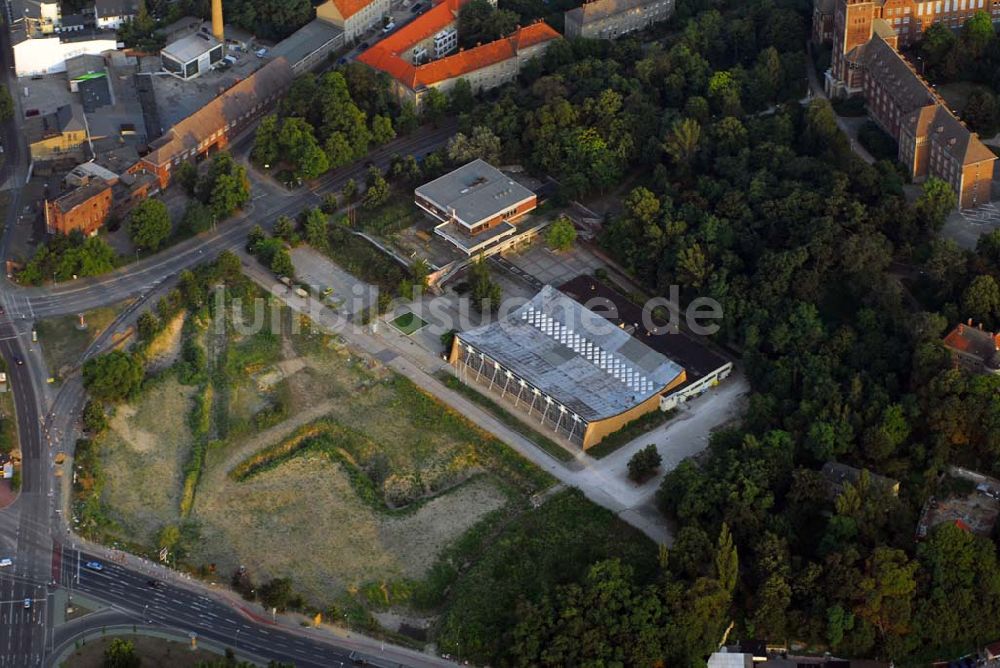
[816,0,997,209]
[563,0,675,40]
[317,0,391,43]
[357,0,559,108]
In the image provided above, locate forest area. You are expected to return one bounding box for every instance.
[448,0,1000,662]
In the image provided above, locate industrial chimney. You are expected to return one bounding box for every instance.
[211,0,224,45]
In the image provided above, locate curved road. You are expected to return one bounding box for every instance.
[0,115,459,667]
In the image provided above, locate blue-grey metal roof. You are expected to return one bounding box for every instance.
[456,285,685,422]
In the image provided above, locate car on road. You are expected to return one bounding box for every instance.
[146,579,165,589]
[382,21,395,33]
[14,357,22,365]
[410,2,423,11]
[23,598,30,609]
[0,558,11,567]
[84,561,103,571]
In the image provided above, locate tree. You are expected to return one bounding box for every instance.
[321,193,339,214]
[449,78,475,113]
[103,637,140,668]
[362,166,390,209]
[252,113,280,167]
[627,444,662,482]
[964,89,999,136]
[259,578,294,611]
[82,400,108,434]
[469,255,501,312]
[446,126,502,164]
[342,178,358,202]
[136,310,160,341]
[962,274,1000,325]
[0,85,13,122]
[83,351,144,402]
[274,216,297,244]
[209,173,249,221]
[664,118,701,168]
[303,208,329,250]
[545,217,577,251]
[855,547,917,640]
[128,199,171,251]
[271,248,294,277]
[371,114,396,145]
[277,117,329,179]
[716,523,738,593]
[181,201,213,236]
[422,88,448,125]
[176,162,198,196]
[915,177,957,232]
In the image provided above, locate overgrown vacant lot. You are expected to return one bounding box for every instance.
[94,295,549,607]
[36,300,132,378]
[99,376,197,546]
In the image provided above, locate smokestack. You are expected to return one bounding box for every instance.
[212,0,224,45]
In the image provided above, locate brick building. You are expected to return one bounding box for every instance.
[357,0,559,108]
[138,57,293,188]
[44,180,113,235]
[816,0,997,209]
[564,0,675,39]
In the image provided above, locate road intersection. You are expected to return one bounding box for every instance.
[0,106,460,665]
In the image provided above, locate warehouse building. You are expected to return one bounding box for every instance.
[449,285,687,449]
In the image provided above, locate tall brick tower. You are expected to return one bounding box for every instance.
[828,0,877,96]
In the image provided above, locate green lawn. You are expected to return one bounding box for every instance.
[390,312,427,335]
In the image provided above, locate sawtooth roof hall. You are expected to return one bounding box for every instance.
[448,285,687,449]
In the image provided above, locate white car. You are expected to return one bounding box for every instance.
[23,598,30,609]
[382,22,395,33]
[0,558,11,567]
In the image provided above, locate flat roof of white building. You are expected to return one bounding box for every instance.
[415,159,535,229]
[162,32,220,64]
[455,285,685,423]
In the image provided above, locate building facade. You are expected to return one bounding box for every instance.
[317,0,391,42]
[44,180,112,235]
[817,0,997,208]
[357,0,559,108]
[563,0,675,40]
[25,103,89,164]
[93,0,138,30]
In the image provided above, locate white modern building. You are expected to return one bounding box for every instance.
[161,33,224,79]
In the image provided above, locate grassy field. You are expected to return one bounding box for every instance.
[36,301,132,377]
[59,634,224,668]
[0,385,16,455]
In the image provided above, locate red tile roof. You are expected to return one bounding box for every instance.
[357,0,559,90]
[328,0,376,21]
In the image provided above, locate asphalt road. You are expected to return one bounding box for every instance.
[0,113,460,666]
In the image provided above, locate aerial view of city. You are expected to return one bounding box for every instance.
[0,0,998,665]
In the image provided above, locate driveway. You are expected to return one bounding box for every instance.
[943,202,1000,250]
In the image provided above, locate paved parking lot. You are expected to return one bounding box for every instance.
[290,247,377,316]
[503,242,606,287]
[943,203,1000,249]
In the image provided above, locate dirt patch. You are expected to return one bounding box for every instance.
[36,301,132,377]
[255,357,307,389]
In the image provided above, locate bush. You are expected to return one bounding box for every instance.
[82,351,144,402]
[546,216,577,251]
[627,444,662,483]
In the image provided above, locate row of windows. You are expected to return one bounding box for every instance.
[916,0,985,16]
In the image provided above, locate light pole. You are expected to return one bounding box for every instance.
[234,627,240,650]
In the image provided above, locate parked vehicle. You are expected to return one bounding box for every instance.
[294,287,309,298]
[382,22,395,33]
[0,558,12,568]
[23,599,30,609]
[84,561,103,571]
[410,3,424,12]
